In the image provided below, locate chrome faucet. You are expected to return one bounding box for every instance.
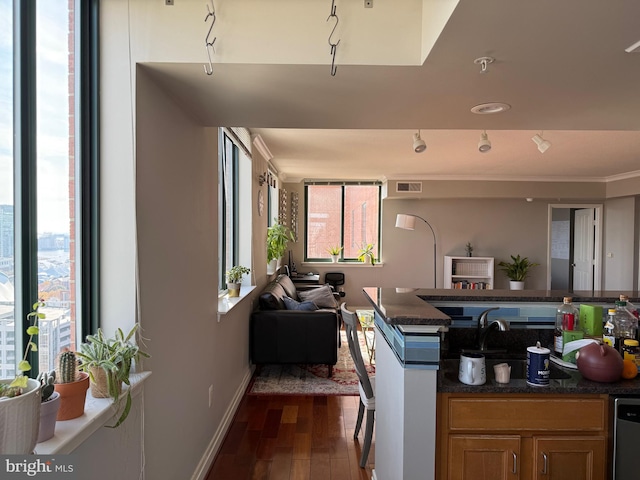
[477,307,510,351]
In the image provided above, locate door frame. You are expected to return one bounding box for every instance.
[546,204,603,291]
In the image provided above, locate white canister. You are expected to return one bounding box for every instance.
[458,352,486,386]
[526,341,551,386]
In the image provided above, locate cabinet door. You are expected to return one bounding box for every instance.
[449,435,520,480]
[533,436,606,480]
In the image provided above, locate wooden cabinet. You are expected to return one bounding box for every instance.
[437,394,608,480]
[443,256,494,289]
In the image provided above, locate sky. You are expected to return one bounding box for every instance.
[0,0,73,235]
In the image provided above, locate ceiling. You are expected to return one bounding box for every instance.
[144,1,640,183]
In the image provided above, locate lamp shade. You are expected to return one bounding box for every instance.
[395,213,416,230]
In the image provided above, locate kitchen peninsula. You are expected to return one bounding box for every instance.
[364,287,640,480]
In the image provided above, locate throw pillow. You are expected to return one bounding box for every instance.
[282,295,318,311]
[298,285,339,309]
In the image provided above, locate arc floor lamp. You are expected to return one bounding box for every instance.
[395,213,437,288]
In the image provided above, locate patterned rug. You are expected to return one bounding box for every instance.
[247,330,375,396]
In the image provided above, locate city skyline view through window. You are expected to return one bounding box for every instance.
[0,0,78,378]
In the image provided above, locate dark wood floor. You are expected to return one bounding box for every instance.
[207,393,375,480]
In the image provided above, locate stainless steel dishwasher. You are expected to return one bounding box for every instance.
[612,396,640,479]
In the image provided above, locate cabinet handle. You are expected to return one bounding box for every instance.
[512,452,517,474]
[541,452,548,475]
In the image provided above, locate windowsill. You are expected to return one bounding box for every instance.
[35,371,152,455]
[217,286,256,316]
[301,262,384,267]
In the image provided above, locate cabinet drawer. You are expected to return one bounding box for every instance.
[447,395,606,432]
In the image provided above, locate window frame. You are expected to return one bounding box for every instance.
[12,0,100,377]
[304,182,382,263]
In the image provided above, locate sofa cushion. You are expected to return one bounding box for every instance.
[277,274,299,299]
[299,285,339,309]
[258,281,287,310]
[282,296,319,311]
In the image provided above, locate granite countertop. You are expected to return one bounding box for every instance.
[419,289,640,303]
[438,357,640,395]
[363,287,451,326]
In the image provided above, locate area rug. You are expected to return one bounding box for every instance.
[247,330,375,396]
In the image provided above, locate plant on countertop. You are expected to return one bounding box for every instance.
[498,254,539,281]
[0,300,45,399]
[357,243,377,265]
[327,245,343,256]
[75,324,150,428]
[267,220,295,263]
[226,265,250,283]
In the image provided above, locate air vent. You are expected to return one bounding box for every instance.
[396,182,422,193]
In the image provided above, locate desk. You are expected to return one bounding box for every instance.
[290,273,320,287]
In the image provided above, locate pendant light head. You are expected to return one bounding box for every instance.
[478,131,492,153]
[532,133,551,153]
[413,131,427,153]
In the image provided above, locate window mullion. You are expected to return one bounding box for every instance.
[13,0,39,377]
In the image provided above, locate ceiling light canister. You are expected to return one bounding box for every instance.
[532,133,551,153]
[478,131,492,153]
[413,131,427,153]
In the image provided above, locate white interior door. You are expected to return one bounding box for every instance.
[573,208,595,290]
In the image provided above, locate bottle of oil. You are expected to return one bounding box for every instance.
[554,297,579,356]
[603,308,617,348]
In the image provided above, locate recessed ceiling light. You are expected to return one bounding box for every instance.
[625,40,640,53]
[471,102,511,115]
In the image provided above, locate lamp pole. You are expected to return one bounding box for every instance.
[396,214,437,288]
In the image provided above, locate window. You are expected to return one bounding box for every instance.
[0,0,99,378]
[218,129,252,292]
[305,183,381,262]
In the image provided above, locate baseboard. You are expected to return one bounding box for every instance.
[191,366,254,480]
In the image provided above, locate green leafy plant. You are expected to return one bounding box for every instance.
[498,254,539,281]
[0,300,45,398]
[327,245,343,256]
[357,243,377,265]
[267,220,294,263]
[226,265,250,283]
[75,324,150,428]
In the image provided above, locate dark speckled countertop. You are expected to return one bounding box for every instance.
[439,357,640,394]
[363,287,451,325]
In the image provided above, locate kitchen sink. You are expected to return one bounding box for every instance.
[442,357,572,382]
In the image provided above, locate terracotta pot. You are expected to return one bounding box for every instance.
[0,378,41,454]
[38,391,61,443]
[89,366,122,398]
[54,372,89,420]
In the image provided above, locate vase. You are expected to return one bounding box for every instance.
[227,282,241,297]
[38,391,61,443]
[0,378,41,454]
[55,372,90,420]
[510,281,525,290]
[89,366,122,399]
[331,255,339,263]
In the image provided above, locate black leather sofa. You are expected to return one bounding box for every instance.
[250,274,340,377]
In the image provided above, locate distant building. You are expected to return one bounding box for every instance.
[0,205,13,259]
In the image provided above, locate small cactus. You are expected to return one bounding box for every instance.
[38,370,56,402]
[58,349,77,384]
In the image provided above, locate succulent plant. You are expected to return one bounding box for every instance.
[58,350,78,384]
[38,370,56,402]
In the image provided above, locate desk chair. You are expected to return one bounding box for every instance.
[340,303,375,468]
[325,272,345,297]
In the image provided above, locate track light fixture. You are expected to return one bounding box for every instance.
[478,131,491,153]
[413,131,427,153]
[532,132,551,153]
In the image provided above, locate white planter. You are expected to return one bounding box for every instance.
[331,255,339,263]
[0,378,41,454]
[510,281,525,290]
[267,258,281,275]
[227,282,241,297]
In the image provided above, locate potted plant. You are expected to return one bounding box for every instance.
[226,265,250,297]
[267,220,294,274]
[498,254,539,290]
[37,370,60,443]
[75,324,150,428]
[357,243,376,265]
[54,349,90,421]
[465,242,473,257]
[0,301,44,454]
[327,245,343,263]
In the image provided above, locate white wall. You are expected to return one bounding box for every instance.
[603,196,636,291]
